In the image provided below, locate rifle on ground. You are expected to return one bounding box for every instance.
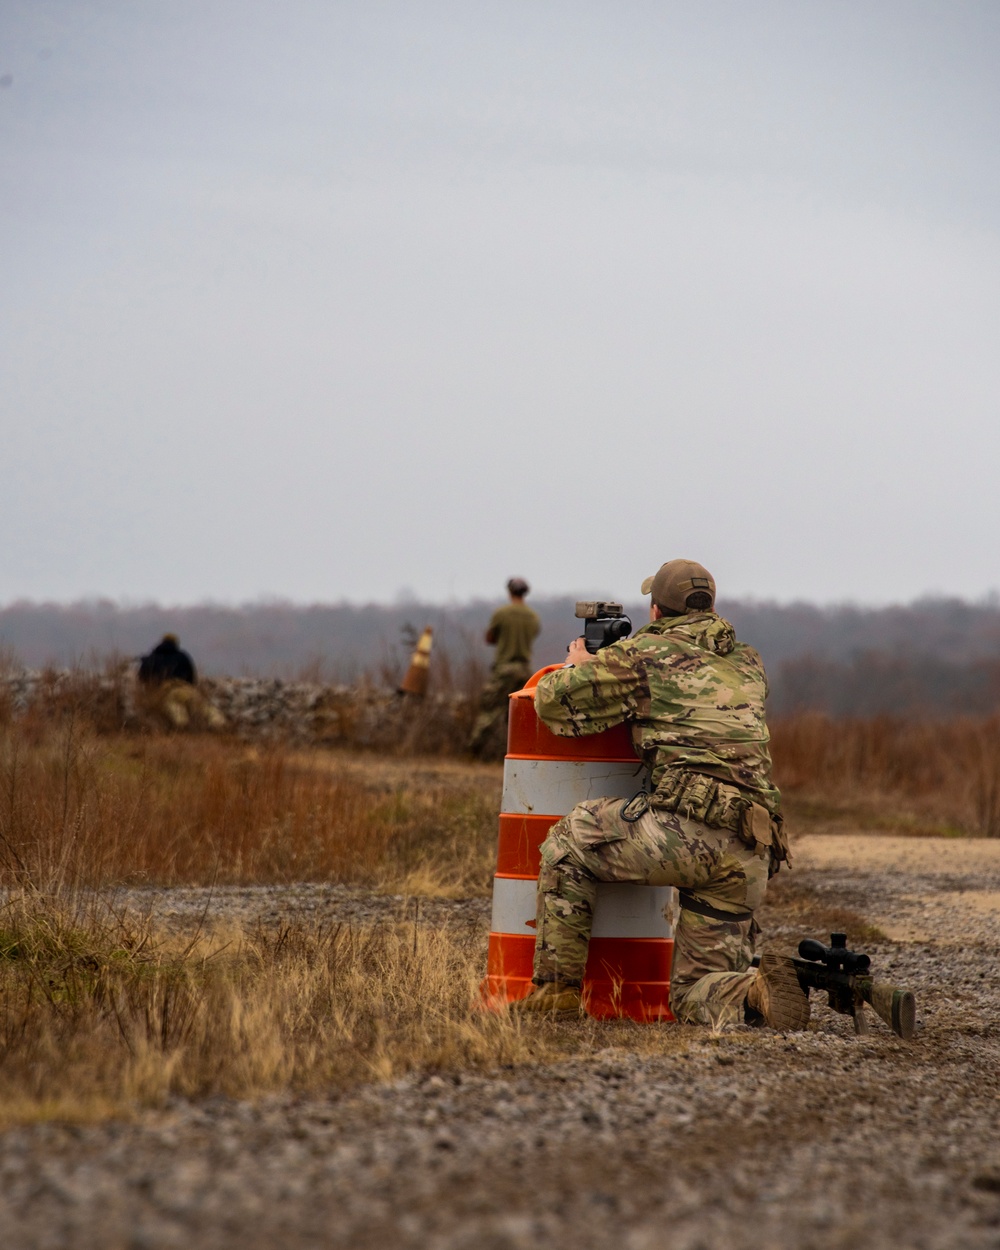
[793,932,916,1039]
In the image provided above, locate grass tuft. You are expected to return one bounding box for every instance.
[0,895,552,1125]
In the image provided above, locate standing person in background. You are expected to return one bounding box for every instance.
[469,578,540,759]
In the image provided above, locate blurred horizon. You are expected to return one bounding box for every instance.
[4,588,1000,612]
[4,593,1000,718]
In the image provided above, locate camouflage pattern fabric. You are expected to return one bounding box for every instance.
[530,611,781,1026]
[534,797,767,1027]
[468,660,532,758]
[139,679,226,731]
[534,613,779,814]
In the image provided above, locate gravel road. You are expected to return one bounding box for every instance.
[2,835,999,1250]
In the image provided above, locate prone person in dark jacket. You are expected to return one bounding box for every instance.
[138,634,196,686]
[136,634,223,730]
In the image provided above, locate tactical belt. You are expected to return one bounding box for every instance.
[677,891,754,924]
[653,768,753,833]
[652,768,789,870]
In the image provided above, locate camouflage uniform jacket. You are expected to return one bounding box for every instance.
[534,613,780,815]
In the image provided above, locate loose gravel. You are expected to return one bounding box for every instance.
[2,835,999,1250]
[113,881,491,937]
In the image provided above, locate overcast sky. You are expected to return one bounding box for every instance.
[2,1,998,608]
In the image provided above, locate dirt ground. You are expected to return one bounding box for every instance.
[1,832,999,1250]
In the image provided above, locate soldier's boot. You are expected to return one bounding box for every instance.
[511,981,583,1018]
[745,954,810,1031]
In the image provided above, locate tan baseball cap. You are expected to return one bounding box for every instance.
[640,560,716,613]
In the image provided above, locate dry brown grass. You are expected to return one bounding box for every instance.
[8,665,1000,836]
[0,712,532,1123]
[0,894,567,1125]
[771,713,1000,836]
[0,711,514,1122]
[0,718,499,896]
[3,688,1000,1125]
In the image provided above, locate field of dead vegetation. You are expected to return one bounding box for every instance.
[0,693,998,1248]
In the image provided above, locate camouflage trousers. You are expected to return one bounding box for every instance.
[468,661,532,758]
[534,797,770,1028]
[138,680,226,732]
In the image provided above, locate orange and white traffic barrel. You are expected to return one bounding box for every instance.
[481,666,675,1021]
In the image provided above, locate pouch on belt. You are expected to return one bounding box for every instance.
[738,802,791,877]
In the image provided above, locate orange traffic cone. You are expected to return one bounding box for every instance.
[398,626,433,696]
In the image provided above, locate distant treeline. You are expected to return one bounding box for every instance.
[2,595,999,717]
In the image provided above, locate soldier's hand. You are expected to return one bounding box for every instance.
[565,637,593,666]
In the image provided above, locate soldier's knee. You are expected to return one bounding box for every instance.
[540,855,585,895]
[539,820,573,865]
[545,803,603,851]
[537,859,569,895]
[539,839,571,884]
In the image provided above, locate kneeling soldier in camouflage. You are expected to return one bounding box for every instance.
[514,560,808,1031]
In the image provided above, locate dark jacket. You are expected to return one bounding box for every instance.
[138,638,196,685]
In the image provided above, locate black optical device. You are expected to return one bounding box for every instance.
[797,932,872,977]
[575,601,632,654]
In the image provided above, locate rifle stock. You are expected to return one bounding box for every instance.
[862,977,916,1040]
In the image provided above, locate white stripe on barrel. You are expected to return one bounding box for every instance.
[490,875,674,939]
[483,676,676,1020]
[502,757,649,816]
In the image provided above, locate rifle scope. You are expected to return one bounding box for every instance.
[798,933,871,977]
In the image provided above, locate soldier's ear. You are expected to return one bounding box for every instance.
[650,602,662,622]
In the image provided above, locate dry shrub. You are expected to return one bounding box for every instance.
[770,713,1000,835]
[0,894,545,1124]
[1,663,132,739]
[0,719,499,894]
[966,722,1000,838]
[771,714,949,792]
